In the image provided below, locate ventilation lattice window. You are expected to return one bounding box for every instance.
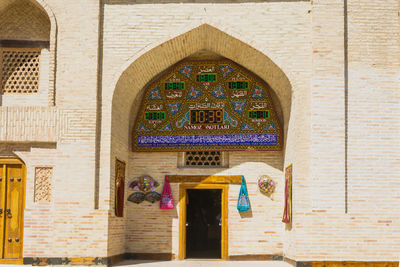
[184,151,222,167]
[1,48,41,94]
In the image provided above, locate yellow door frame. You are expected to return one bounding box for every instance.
[178,183,229,260]
[0,158,26,265]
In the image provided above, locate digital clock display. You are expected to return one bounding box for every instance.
[196,74,217,82]
[190,109,223,124]
[164,82,185,90]
[145,112,165,120]
[248,110,269,119]
[229,81,249,89]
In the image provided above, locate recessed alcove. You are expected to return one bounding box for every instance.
[0,0,56,106]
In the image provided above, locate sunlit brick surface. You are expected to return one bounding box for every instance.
[0,0,398,263]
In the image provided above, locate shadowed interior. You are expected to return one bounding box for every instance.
[186,189,222,259]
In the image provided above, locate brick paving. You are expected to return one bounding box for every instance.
[114,260,293,267]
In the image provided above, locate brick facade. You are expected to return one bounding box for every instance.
[0,0,399,264]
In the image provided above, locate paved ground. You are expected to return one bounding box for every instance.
[6,260,292,266]
[114,260,292,267]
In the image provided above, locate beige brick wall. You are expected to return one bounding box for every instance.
[0,0,398,262]
[0,0,109,258]
[105,1,310,258]
[291,0,400,261]
[126,151,284,256]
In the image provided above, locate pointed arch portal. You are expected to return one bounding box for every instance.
[106,23,294,261]
[131,58,283,152]
[111,24,292,150]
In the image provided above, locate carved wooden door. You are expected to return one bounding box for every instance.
[0,162,24,260]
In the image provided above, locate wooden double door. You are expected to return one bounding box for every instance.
[0,160,25,261]
[178,182,230,260]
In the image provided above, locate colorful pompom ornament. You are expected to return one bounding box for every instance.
[258,175,276,195]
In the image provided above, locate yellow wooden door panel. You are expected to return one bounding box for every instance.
[0,165,5,258]
[4,164,23,259]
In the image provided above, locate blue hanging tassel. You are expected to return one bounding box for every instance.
[237,176,250,212]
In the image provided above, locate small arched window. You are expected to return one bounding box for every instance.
[0,0,52,106]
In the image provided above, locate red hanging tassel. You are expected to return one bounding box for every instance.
[282,165,292,224]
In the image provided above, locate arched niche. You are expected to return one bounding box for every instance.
[130,52,284,152]
[109,26,294,256]
[111,24,292,156]
[0,0,50,41]
[0,0,57,105]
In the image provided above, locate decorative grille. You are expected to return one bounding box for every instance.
[184,151,222,167]
[34,167,52,203]
[1,48,41,94]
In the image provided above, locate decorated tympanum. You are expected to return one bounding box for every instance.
[132,60,282,152]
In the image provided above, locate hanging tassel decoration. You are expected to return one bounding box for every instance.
[282,164,292,224]
[237,176,250,212]
[160,175,174,209]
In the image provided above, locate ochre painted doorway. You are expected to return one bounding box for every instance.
[179,183,228,260]
[0,159,25,264]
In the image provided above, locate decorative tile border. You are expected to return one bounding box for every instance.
[22,255,400,266]
[24,257,108,266]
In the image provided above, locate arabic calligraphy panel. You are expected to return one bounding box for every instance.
[132,60,282,152]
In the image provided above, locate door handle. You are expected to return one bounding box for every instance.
[9,177,14,182]
[8,238,11,242]
[15,238,19,242]
[0,208,2,214]
[6,209,11,218]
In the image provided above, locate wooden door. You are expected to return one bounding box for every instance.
[179,183,228,260]
[0,164,5,258]
[0,161,25,261]
[4,164,24,259]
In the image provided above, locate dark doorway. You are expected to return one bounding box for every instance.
[186,189,222,259]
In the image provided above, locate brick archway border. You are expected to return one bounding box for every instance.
[111,23,292,145]
[30,0,57,105]
[103,23,293,211]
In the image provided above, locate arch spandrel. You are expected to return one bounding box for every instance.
[132,59,283,152]
[111,24,292,151]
